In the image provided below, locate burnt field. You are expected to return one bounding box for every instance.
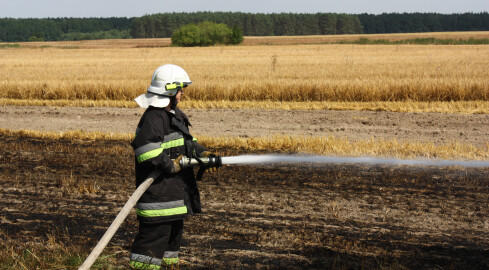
[0,135,488,269]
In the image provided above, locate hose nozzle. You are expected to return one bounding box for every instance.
[179,155,222,169]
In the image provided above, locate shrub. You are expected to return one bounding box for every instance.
[171,21,243,47]
[230,25,244,44]
[28,35,44,42]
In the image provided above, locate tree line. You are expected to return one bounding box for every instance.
[0,12,487,42]
[359,12,489,34]
[130,12,362,38]
[0,17,132,42]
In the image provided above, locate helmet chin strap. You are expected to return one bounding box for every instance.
[170,96,179,109]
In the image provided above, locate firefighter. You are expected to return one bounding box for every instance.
[129,64,217,269]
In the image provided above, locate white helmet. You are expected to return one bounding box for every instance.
[135,64,192,108]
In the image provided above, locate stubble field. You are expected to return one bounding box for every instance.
[0,134,488,269]
[0,34,488,269]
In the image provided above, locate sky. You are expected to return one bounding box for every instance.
[0,0,487,18]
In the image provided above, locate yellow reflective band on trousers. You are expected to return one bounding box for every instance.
[136,206,187,217]
[137,138,184,163]
[163,257,179,265]
[130,261,161,269]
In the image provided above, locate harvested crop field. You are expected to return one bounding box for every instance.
[0,106,488,269]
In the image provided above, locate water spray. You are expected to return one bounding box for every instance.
[179,154,489,168]
[79,153,488,269]
[219,154,489,168]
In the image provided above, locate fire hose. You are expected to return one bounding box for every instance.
[78,154,488,269]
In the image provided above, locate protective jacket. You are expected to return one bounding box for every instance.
[131,106,207,223]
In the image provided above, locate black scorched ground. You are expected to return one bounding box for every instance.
[0,134,488,269]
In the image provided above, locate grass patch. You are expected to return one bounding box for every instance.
[0,233,123,270]
[336,37,489,45]
[182,100,489,114]
[0,43,20,48]
[197,134,489,160]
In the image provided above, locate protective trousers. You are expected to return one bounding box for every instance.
[130,220,183,269]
